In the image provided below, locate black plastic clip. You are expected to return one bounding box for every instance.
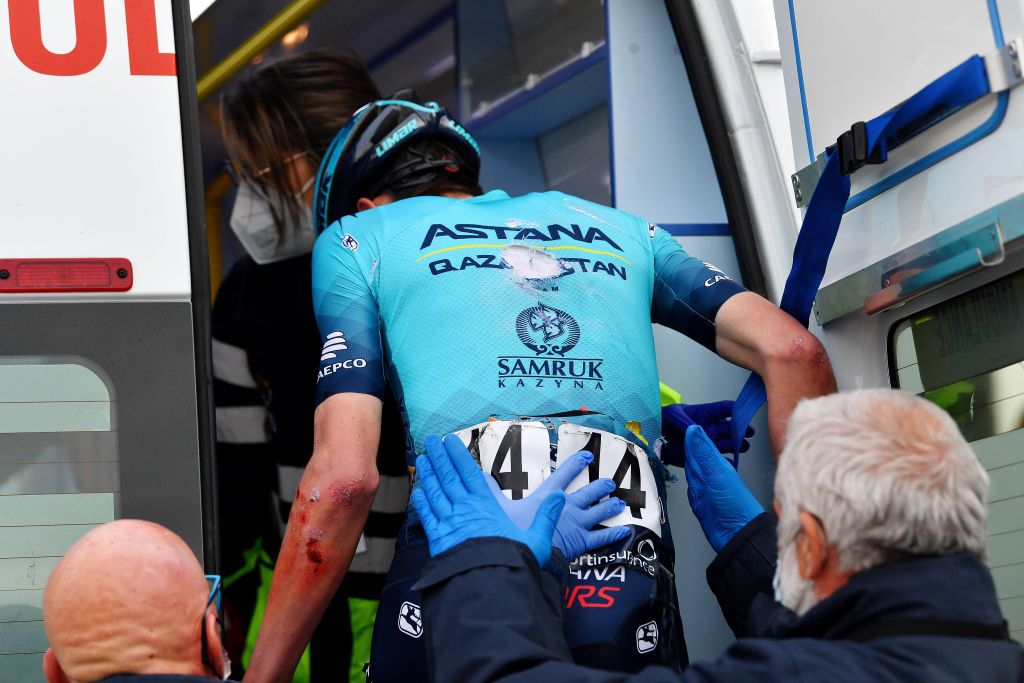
[834,121,886,176]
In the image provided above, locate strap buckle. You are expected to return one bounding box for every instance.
[790,121,885,205]
[793,122,886,205]
[833,121,886,176]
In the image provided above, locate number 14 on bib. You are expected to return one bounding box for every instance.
[556,425,663,536]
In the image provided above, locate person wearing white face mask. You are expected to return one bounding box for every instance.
[228,158,316,265]
[407,389,1023,682]
[212,51,409,682]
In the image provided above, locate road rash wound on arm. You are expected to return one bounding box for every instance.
[712,292,837,453]
[815,344,830,368]
[290,473,375,581]
[243,394,382,680]
[330,476,367,507]
[306,539,323,569]
[305,529,326,571]
[791,332,833,370]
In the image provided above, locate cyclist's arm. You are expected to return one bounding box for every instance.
[714,291,835,453]
[247,395,381,681]
[650,227,835,454]
[245,229,386,683]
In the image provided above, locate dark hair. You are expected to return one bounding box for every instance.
[375,141,483,203]
[221,50,381,237]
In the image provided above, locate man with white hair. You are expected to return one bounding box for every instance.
[709,387,993,635]
[788,389,987,592]
[409,389,1024,681]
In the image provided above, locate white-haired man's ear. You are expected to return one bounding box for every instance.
[796,511,828,582]
[795,510,854,603]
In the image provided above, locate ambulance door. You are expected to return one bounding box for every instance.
[770,0,1024,646]
[0,2,213,678]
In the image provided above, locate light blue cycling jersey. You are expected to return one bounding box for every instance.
[312,190,745,463]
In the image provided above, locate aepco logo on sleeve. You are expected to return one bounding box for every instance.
[317,358,367,381]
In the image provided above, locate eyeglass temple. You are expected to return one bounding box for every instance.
[254,150,310,177]
[205,574,222,612]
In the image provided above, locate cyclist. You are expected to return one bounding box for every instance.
[243,98,836,682]
[216,52,404,682]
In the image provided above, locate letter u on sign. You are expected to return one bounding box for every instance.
[8,0,175,76]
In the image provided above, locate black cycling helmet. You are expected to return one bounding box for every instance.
[313,91,481,233]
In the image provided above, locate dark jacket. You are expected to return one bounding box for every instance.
[417,514,1024,682]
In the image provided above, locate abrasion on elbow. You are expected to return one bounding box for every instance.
[769,329,832,374]
[327,471,379,509]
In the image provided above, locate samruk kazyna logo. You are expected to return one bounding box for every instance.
[516,302,580,357]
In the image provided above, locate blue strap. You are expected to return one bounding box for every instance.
[728,54,993,461]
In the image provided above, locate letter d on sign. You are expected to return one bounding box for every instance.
[9,0,107,76]
[125,0,174,75]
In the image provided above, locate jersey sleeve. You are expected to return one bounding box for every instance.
[311,220,386,405]
[650,225,747,351]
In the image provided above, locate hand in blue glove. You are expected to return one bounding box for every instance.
[661,400,754,467]
[684,424,764,552]
[412,433,564,566]
[484,450,630,561]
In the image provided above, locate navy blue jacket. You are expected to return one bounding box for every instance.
[417,513,1024,682]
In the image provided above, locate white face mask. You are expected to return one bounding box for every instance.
[229,177,315,264]
[773,533,819,616]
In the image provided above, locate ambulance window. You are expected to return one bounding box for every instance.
[889,270,1024,645]
[538,105,610,205]
[0,359,118,680]
[458,0,605,115]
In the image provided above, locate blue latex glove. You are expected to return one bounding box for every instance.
[683,425,764,552]
[484,450,631,561]
[661,401,754,466]
[412,434,565,566]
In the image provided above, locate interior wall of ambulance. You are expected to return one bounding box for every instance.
[612,2,774,659]
[475,1,775,659]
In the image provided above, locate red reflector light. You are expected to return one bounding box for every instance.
[0,259,133,293]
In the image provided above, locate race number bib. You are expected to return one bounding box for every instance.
[556,425,662,536]
[452,420,551,500]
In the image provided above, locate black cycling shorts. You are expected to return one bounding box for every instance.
[563,527,687,672]
[367,525,687,681]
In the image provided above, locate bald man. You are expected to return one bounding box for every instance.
[42,520,228,682]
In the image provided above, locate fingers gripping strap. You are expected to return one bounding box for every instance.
[730,54,995,459]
